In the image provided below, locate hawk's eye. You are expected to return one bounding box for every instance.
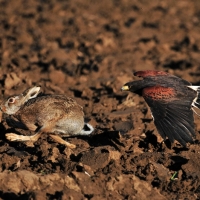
[8,97,16,104]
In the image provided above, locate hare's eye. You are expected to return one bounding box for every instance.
[8,97,15,104]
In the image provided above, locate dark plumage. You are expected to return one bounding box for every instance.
[122,70,200,146]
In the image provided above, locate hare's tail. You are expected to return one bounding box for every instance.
[79,123,94,135]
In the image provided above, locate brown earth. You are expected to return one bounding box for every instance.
[0,0,200,199]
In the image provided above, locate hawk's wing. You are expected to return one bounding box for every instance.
[143,86,195,146]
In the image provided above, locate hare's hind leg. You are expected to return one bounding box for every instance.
[6,123,44,142]
[6,123,76,148]
[6,132,42,142]
[49,134,76,149]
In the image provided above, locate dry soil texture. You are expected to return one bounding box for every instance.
[0,0,200,199]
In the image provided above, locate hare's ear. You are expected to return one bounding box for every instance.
[23,86,41,100]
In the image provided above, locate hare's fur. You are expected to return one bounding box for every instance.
[1,86,94,148]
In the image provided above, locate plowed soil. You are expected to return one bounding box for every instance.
[0,0,200,199]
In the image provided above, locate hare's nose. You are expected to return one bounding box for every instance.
[0,105,6,113]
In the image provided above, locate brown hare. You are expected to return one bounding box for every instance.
[0,86,94,148]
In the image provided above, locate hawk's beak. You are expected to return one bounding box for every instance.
[121,85,130,91]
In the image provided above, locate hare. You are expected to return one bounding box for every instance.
[0,86,94,148]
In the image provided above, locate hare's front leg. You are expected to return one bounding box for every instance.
[49,134,76,149]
